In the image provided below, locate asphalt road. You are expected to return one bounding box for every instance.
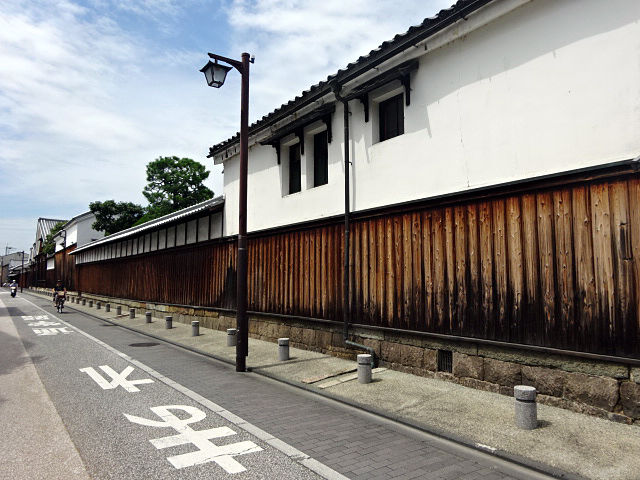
[1,291,555,480]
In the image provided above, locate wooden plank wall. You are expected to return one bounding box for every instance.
[76,176,640,358]
[77,240,237,308]
[245,177,640,357]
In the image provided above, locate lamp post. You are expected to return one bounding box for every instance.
[20,251,24,292]
[201,52,252,372]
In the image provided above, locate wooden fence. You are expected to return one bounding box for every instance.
[76,175,640,358]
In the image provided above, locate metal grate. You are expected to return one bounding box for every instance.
[437,349,453,373]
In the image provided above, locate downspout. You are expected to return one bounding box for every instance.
[332,84,377,367]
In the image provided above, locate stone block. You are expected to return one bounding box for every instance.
[453,353,484,380]
[484,358,521,387]
[315,330,332,349]
[564,372,619,411]
[620,381,640,419]
[400,345,424,368]
[458,377,499,393]
[362,338,381,357]
[631,368,640,384]
[380,341,403,365]
[423,349,437,371]
[290,327,303,344]
[301,328,316,347]
[521,365,565,397]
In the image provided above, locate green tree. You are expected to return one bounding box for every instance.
[41,221,66,255]
[141,156,213,222]
[89,200,145,235]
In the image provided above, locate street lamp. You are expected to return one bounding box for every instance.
[201,51,252,372]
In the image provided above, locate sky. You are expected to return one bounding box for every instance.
[0,0,453,253]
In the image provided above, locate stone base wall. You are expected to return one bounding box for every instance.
[40,288,639,425]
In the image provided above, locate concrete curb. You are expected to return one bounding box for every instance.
[26,290,585,480]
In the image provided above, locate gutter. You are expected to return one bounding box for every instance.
[332,83,377,367]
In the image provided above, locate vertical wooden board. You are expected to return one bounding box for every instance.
[432,209,446,333]
[537,192,557,348]
[310,230,317,318]
[444,207,456,335]
[300,230,306,316]
[454,206,467,336]
[553,190,576,349]
[492,199,509,341]
[354,222,362,323]
[466,204,480,337]
[609,181,633,355]
[328,226,336,319]
[590,183,616,354]
[338,225,345,320]
[393,216,403,327]
[377,219,387,326]
[506,196,524,344]
[627,178,640,355]
[403,214,413,330]
[479,201,495,339]
[412,213,424,331]
[283,235,289,314]
[361,221,370,322]
[279,234,286,314]
[321,227,328,317]
[422,212,434,330]
[368,221,377,324]
[316,227,322,317]
[385,217,395,326]
[302,230,309,315]
[521,194,542,345]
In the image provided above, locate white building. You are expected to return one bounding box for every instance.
[211,0,640,235]
[53,211,105,253]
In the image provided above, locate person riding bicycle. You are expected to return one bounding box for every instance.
[53,280,66,304]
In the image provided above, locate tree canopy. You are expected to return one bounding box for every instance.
[41,221,66,255]
[89,200,145,236]
[141,156,213,222]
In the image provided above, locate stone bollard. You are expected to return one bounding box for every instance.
[278,338,290,361]
[227,328,237,347]
[96,302,101,310]
[70,297,74,304]
[88,300,93,307]
[191,321,200,337]
[82,299,86,306]
[105,303,110,313]
[129,308,135,319]
[116,306,122,316]
[357,354,373,384]
[145,312,152,323]
[514,385,537,430]
[165,316,173,329]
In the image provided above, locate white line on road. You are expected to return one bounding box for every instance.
[18,295,350,480]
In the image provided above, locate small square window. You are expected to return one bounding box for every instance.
[313,130,328,187]
[437,349,453,373]
[379,93,404,142]
[288,143,301,194]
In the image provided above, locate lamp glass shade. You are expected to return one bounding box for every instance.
[200,60,232,88]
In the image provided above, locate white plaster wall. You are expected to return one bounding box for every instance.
[76,215,103,247]
[221,0,640,235]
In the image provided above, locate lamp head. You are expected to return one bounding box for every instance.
[200,60,233,88]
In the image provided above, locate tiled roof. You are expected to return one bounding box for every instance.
[72,197,224,253]
[36,218,67,241]
[209,0,494,158]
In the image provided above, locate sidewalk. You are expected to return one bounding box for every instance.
[42,292,640,480]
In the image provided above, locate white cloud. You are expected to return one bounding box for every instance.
[225,0,454,118]
[0,0,454,251]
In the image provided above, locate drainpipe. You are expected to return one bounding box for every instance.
[332,84,377,367]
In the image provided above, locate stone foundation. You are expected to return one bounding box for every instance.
[38,287,639,425]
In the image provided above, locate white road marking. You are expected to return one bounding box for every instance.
[125,405,262,473]
[32,327,73,335]
[28,321,62,327]
[80,365,154,392]
[17,294,351,480]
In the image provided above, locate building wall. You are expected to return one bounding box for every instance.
[222,0,640,236]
